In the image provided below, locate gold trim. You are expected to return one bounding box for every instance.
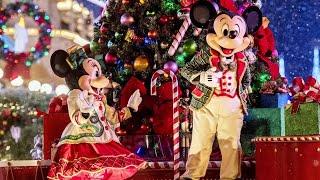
[55,153,139,163]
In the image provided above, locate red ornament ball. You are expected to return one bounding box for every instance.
[100,24,108,34]
[105,52,117,64]
[120,13,134,26]
[147,30,158,39]
[122,0,130,4]
[159,16,169,25]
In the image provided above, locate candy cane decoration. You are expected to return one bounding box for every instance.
[151,70,180,179]
[168,16,191,56]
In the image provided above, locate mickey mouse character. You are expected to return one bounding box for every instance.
[47,46,146,179]
[180,1,262,179]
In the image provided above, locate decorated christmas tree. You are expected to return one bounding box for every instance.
[88,0,207,134]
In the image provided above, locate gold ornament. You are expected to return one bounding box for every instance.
[133,55,149,72]
[125,29,135,42]
[139,0,145,4]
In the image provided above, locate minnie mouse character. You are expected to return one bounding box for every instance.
[47,46,146,179]
[180,1,262,179]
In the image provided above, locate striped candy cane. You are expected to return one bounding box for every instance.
[168,16,191,56]
[151,70,180,180]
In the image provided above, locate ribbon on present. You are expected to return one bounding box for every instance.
[289,76,320,114]
[260,77,288,94]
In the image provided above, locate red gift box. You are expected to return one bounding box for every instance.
[254,135,320,180]
[43,113,70,160]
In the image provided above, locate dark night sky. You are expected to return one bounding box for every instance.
[262,0,320,81]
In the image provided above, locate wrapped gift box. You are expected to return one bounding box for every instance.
[259,93,289,108]
[242,108,284,155]
[253,135,320,180]
[285,103,320,135]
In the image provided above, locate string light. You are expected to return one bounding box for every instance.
[55,84,70,95]
[4,28,89,46]
[57,0,73,11]
[40,83,52,94]
[28,80,41,91]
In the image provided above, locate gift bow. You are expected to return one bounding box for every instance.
[289,76,320,114]
[290,76,320,103]
[260,77,288,94]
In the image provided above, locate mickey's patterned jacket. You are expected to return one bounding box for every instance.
[181,47,251,115]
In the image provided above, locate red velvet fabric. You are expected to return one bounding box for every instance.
[153,82,182,134]
[120,76,147,109]
[255,26,276,57]
[43,113,70,160]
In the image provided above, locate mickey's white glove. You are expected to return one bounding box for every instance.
[77,90,95,114]
[127,90,142,112]
[200,68,222,88]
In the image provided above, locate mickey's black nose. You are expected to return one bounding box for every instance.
[229,30,237,39]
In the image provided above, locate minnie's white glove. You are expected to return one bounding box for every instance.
[77,90,95,114]
[127,90,142,112]
[200,68,222,88]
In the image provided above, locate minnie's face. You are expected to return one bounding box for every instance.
[78,58,110,95]
[206,13,251,57]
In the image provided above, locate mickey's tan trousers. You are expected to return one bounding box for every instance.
[182,95,244,180]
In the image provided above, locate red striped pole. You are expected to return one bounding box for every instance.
[151,69,180,179]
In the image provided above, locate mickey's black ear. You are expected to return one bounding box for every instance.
[190,0,217,28]
[50,50,71,78]
[242,6,262,34]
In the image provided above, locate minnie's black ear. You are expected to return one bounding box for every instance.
[242,6,262,34]
[190,0,217,28]
[50,50,71,78]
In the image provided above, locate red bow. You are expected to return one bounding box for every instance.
[289,76,320,114]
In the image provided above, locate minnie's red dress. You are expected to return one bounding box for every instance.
[48,89,146,180]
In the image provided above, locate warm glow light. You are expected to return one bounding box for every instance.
[18,16,25,28]
[5,28,89,46]
[0,68,3,79]
[73,2,82,13]
[40,83,52,94]
[312,47,320,81]
[82,9,90,16]
[55,84,69,95]
[10,76,24,86]
[57,0,72,11]
[28,80,41,91]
